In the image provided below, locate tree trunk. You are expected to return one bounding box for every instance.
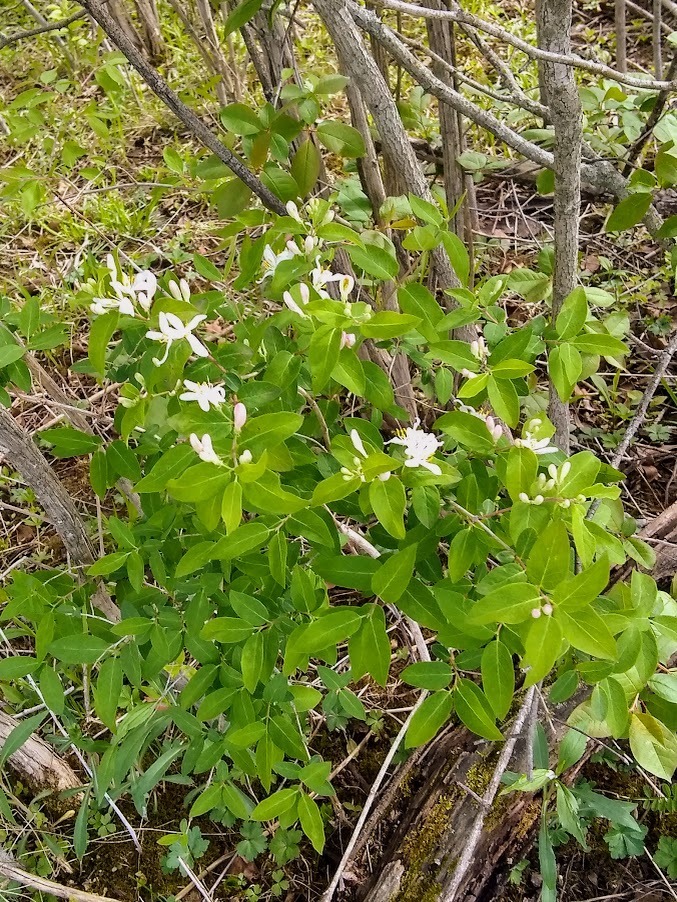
[538,0,582,454]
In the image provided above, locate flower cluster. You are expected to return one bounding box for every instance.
[91,255,157,317]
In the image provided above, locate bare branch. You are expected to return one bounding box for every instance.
[79,0,287,215]
[0,9,86,49]
[0,858,122,902]
[370,0,677,91]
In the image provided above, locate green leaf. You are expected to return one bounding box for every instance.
[0,656,40,679]
[439,230,470,286]
[309,325,342,393]
[470,582,541,624]
[428,340,479,372]
[549,343,583,401]
[88,310,118,378]
[213,178,252,218]
[628,713,677,780]
[211,521,270,561]
[224,0,264,35]
[295,608,363,654]
[221,480,242,533]
[94,657,122,732]
[268,530,288,587]
[241,632,265,692]
[106,441,141,481]
[348,245,399,281]
[251,787,299,820]
[481,640,515,720]
[360,312,420,339]
[74,790,90,859]
[201,617,253,644]
[505,446,538,502]
[447,528,477,582]
[348,604,391,686]
[454,678,503,741]
[523,615,563,688]
[552,555,609,610]
[435,410,494,453]
[571,333,627,357]
[39,666,64,715]
[487,375,519,427]
[190,783,224,818]
[369,477,406,539]
[311,554,380,592]
[555,287,588,340]
[649,673,677,704]
[401,661,453,691]
[405,691,454,747]
[527,521,571,590]
[605,192,652,232]
[371,543,417,603]
[397,282,444,343]
[556,784,588,848]
[291,138,320,197]
[316,121,365,157]
[240,412,304,456]
[40,427,101,458]
[0,344,24,369]
[557,608,617,660]
[135,445,194,493]
[298,792,325,852]
[220,102,261,136]
[49,634,110,664]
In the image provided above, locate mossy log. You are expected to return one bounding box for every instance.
[348,692,585,902]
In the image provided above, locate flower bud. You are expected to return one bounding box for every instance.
[531,607,542,619]
[378,471,391,481]
[341,331,357,349]
[238,449,252,465]
[519,492,530,503]
[233,402,247,431]
[542,603,553,616]
[560,461,571,480]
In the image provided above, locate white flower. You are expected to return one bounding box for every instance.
[131,271,157,311]
[341,331,356,349]
[91,259,157,317]
[485,416,503,442]
[378,471,391,481]
[233,402,247,431]
[179,380,226,412]
[168,278,191,302]
[190,433,222,466]
[282,283,310,318]
[286,201,303,223]
[350,429,368,458]
[146,311,208,365]
[514,431,558,456]
[387,418,444,476]
[310,261,342,298]
[470,337,488,361]
[260,243,301,281]
[338,275,354,301]
[238,449,253,465]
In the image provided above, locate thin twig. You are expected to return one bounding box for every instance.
[440,686,537,901]
[0,858,122,902]
[588,327,677,519]
[0,10,86,49]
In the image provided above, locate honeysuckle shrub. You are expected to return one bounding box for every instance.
[0,83,676,865]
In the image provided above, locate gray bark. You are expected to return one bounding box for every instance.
[538,0,582,454]
[616,0,627,72]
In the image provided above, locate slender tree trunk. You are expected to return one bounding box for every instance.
[134,0,163,61]
[654,0,663,77]
[538,0,582,454]
[616,0,627,72]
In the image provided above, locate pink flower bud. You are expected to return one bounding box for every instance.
[341,332,357,349]
[233,402,247,431]
[542,603,553,616]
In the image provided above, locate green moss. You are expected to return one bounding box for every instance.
[394,794,455,902]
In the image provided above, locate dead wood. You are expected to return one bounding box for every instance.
[0,854,121,902]
[0,711,80,793]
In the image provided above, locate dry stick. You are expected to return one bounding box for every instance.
[321,691,429,902]
[79,0,287,215]
[370,0,677,91]
[440,686,536,901]
[0,10,86,49]
[539,0,582,455]
[0,860,122,902]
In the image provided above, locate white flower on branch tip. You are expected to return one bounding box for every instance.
[310,260,343,298]
[146,311,208,365]
[282,283,310,318]
[470,336,488,361]
[179,380,225,412]
[190,433,222,466]
[286,201,304,224]
[387,418,444,475]
[260,243,301,281]
[350,429,368,458]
